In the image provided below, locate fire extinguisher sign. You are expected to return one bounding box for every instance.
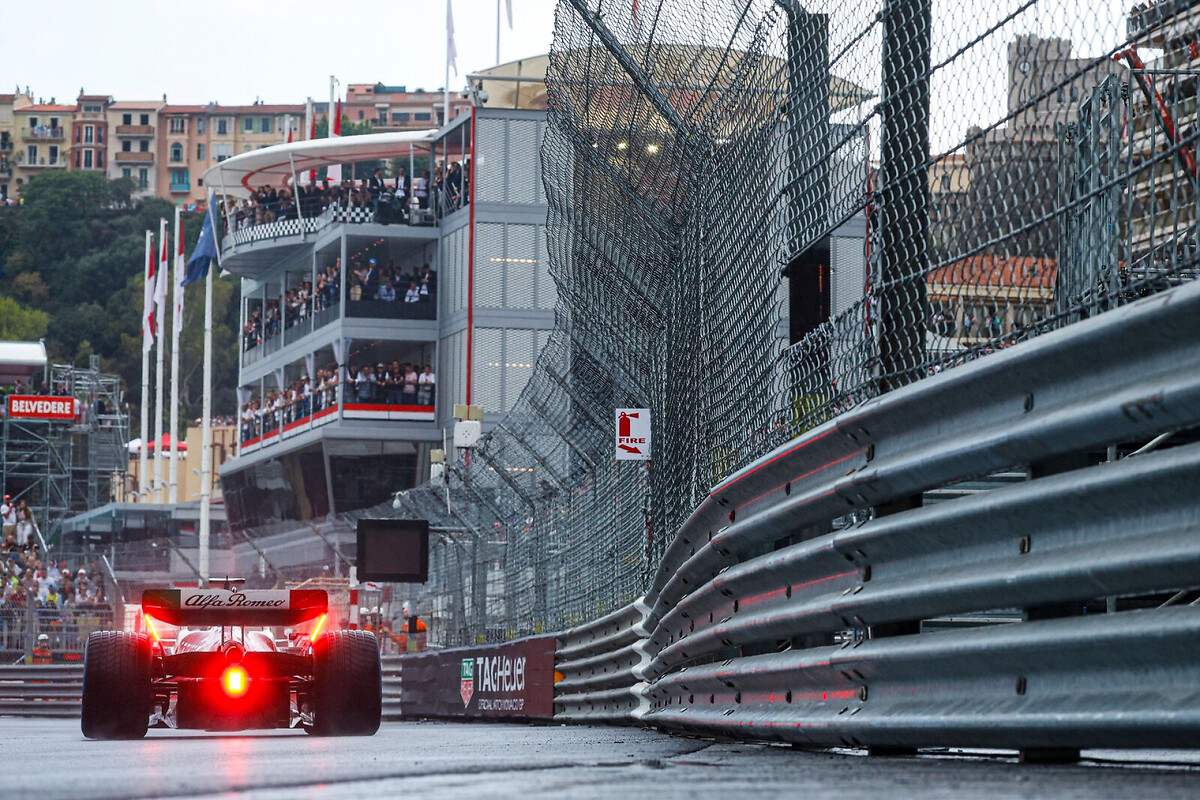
[615,408,651,461]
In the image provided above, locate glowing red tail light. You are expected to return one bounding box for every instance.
[221,665,249,698]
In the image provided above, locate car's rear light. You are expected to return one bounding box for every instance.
[309,613,327,643]
[143,614,161,642]
[221,665,249,698]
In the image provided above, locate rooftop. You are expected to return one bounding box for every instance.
[18,104,76,113]
[110,100,165,110]
[928,255,1058,289]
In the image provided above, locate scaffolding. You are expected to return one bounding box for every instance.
[1,356,128,542]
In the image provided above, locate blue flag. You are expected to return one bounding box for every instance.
[183,190,219,286]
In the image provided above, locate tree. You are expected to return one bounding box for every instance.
[0,295,49,340]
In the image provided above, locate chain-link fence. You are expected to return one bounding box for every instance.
[241,0,1197,646]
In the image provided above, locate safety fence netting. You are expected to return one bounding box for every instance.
[278,0,1198,645]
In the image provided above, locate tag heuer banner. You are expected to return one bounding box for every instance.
[397,636,555,721]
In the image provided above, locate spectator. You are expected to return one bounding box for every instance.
[377,279,397,302]
[404,282,421,303]
[417,365,436,406]
[401,364,419,405]
[15,507,34,547]
[1,495,14,540]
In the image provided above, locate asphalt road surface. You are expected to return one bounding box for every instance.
[4,718,1200,799]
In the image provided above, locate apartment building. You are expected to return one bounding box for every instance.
[344,84,470,131]
[12,102,74,190]
[73,93,112,174]
[107,100,163,196]
[0,90,33,199]
[158,103,303,204]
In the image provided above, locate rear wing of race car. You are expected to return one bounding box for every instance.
[142,588,328,627]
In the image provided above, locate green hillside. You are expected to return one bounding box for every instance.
[0,171,241,434]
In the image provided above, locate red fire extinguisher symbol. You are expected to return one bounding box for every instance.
[618,411,643,454]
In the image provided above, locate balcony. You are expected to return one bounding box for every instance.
[0,140,12,152]
[115,151,154,164]
[0,162,11,175]
[20,156,66,168]
[170,181,191,193]
[115,124,155,136]
[25,127,65,140]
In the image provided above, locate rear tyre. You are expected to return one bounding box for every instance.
[309,630,382,736]
[80,631,152,740]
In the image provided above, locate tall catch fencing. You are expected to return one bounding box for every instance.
[339,0,1200,652]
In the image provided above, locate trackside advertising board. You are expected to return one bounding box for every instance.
[397,635,555,720]
[7,395,76,419]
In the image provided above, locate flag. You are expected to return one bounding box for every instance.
[309,115,318,184]
[447,0,458,76]
[173,218,186,335]
[142,235,156,353]
[183,191,218,286]
[155,230,170,310]
[505,0,512,28]
[333,98,342,136]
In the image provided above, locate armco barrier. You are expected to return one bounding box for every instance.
[382,655,403,721]
[634,280,1200,751]
[398,636,556,721]
[0,665,83,718]
[554,599,650,722]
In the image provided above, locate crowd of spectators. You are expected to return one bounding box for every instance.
[346,361,435,406]
[238,359,436,442]
[239,368,341,443]
[2,536,109,611]
[349,259,436,304]
[226,158,470,235]
[243,262,343,352]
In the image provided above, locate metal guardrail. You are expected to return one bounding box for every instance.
[0,665,83,718]
[632,279,1200,752]
[381,654,403,721]
[554,598,650,722]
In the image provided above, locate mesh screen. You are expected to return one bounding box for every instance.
[249,0,1199,644]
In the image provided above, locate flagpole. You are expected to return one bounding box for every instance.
[198,197,222,588]
[445,0,452,123]
[139,230,152,500]
[153,218,167,504]
[168,206,182,504]
[496,0,501,65]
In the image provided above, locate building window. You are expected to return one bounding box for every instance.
[75,150,80,168]
[244,145,252,153]
[941,174,951,191]
[260,117,271,133]
[83,126,94,143]
[97,150,103,169]
[48,145,58,164]
[138,168,148,189]
[169,117,186,134]
[217,119,228,135]
[28,118,38,129]
[48,117,59,129]
[197,143,206,161]
[414,112,431,121]
[96,127,103,145]
[139,139,150,152]
[140,113,150,125]
[26,145,37,163]
[170,168,189,190]
[395,112,411,122]
[122,113,132,125]
[83,104,102,114]
[170,143,183,162]
[213,143,231,162]
[122,140,132,152]
[243,117,253,132]
[122,167,131,179]
[83,150,93,169]
[197,118,206,134]
[1070,85,1079,101]
[358,110,365,120]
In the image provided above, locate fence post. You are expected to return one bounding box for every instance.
[876,0,931,392]
[23,583,35,664]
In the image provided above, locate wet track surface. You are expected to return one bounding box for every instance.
[4,718,1200,799]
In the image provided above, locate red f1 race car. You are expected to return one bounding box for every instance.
[80,582,381,739]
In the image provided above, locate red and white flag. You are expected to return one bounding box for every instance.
[142,235,156,353]
[173,220,186,336]
[447,0,458,76]
[155,230,170,311]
